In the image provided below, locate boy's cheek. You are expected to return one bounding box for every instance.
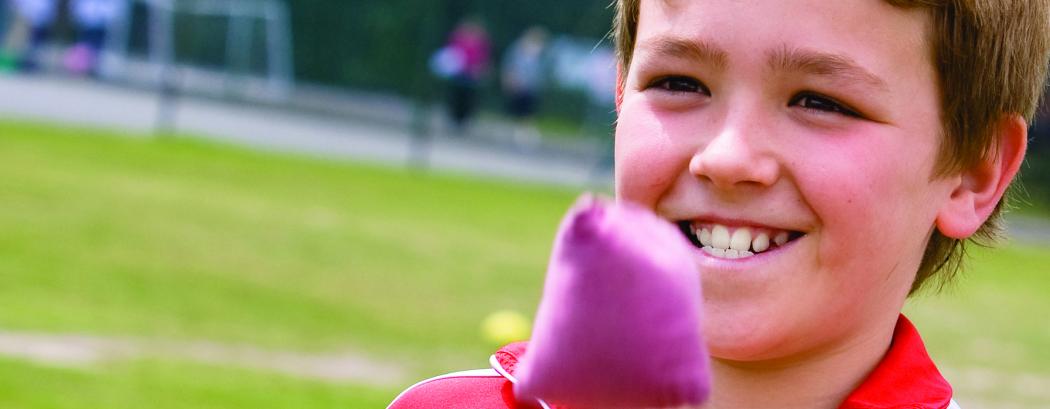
[797,151,936,266]
[614,115,685,206]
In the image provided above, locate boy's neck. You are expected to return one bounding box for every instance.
[700,315,898,409]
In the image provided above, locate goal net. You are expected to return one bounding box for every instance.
[101,0,294,101]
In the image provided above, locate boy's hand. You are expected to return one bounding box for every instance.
[514,194,711,408]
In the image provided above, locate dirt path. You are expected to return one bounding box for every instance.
[4,331,1049,408]
[0,331,408,387]
[0,75,612,189]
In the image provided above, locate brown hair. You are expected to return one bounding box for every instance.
[613,0,1050,293]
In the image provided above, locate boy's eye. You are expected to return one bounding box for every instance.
[648,76,711,95]
[789,93,860,117]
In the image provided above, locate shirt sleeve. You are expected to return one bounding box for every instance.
[388,369,526,409]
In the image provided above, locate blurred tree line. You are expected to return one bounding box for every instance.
[286,0,614,100]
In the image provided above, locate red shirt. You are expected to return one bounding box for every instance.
[388,315,955,409]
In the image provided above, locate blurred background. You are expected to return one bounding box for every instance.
[0,1,1047,408]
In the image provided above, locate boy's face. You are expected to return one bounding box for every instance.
[616,0,955,362]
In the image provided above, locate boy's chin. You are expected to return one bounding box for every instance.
[707,341,788,364]
[701,313,807,363]
[706,338,779,364]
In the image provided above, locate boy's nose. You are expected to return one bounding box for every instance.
[688,124,779,190]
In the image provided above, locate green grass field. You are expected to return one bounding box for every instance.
[1,119,1047,408]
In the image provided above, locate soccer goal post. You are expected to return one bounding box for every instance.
[102,0,294,101]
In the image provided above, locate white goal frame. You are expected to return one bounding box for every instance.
[101,0,294,101]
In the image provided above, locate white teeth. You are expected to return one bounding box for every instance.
[703,246,726,257]
[711,225,731,249]
[774,231,789,246]
[698,228,712,247]
[703,246,756,259]
[752,232,770,253]
[730,228,752,251]
[695,222,796,259]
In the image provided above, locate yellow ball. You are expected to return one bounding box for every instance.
[480,310,532,345]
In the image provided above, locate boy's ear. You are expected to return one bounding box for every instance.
[935,114,1028,239]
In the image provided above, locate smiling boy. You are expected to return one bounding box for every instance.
[389,1,1050,408]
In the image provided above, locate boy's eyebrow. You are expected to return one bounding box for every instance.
[637,36,729,70]
[636,37,889,92]
[768,46,889,91]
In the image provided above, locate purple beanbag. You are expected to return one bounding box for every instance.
[514,195,711,408]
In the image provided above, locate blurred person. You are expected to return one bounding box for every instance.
[439,17,490,135]
[501,26,548,147]
[0,0,12,70]
[64,0,124,76]
[0,14,25,72]
[0,1,5,46]
[7,0,55,72]
[577,46,617,171]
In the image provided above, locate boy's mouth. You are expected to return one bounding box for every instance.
[676,221,804,260]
